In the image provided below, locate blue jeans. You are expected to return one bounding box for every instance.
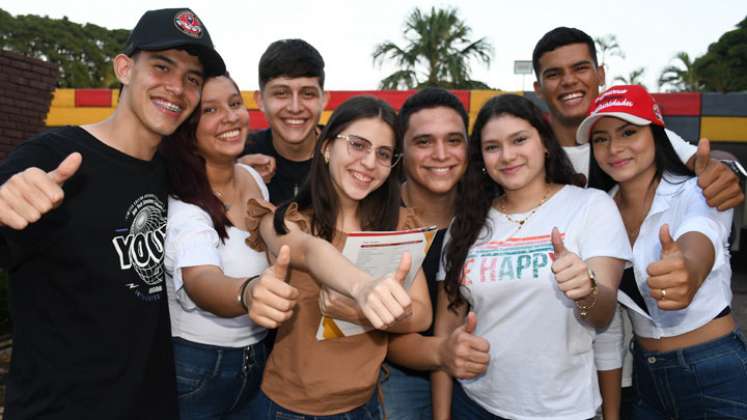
[172,336,268,420]
[631,330,747,419]
[252,389,380,419]
[379,363,432,420]
[451,380,507,420]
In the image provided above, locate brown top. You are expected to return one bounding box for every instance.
[246,199,420,415]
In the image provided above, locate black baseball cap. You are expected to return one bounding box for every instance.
[123,8,226,77]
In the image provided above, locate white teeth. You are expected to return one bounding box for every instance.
[427,167,451,174]
[217,129,240,140]
[351,171,372,183]
[154,99,182,112]
[560,92,583,101]
[285,119,305,125]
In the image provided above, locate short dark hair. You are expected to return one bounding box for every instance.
[532,27,597,77]
[258,39,325,90]
[273,96,401,241]
[397,87,469,138]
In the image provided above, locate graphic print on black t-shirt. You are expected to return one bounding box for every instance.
[112,193,167,301]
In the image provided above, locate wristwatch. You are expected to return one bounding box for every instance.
[721,160,747,181]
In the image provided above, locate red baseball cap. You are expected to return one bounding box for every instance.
[576,85,665,144]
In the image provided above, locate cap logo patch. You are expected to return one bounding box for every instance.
[174,10,203,39]
[653,103,663,122]
[594,97,634,113]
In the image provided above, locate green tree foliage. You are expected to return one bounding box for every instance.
[0,8,129,88]
[614,67,646,88]
[372,6,493,89]
[693,16,747,92]
[658,52,702,92]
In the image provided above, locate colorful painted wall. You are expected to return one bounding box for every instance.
[44,88,747,161]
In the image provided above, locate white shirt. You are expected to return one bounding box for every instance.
[165,165,269,348]
[438,186,632,420]
[616,175,733,338]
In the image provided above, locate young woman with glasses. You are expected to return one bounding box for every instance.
[245,96,431,419]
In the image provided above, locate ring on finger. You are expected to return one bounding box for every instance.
[660,288,667,299]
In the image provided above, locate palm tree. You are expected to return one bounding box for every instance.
[613,67,646,88]
[594,34,625,69]
[658,52,702,92]
[372,7,493,89]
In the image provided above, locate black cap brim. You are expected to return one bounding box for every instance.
[124,41,226,78]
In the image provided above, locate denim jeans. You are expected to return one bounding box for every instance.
[631,329,747,419]
[252,389,380,420]
[451,380,508,420]
[172,336,268,420]
[379,362,432,420]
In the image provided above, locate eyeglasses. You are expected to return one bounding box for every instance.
[335,134,401,168]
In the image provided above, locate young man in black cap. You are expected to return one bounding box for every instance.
[240,39,328,204]
[0,8,224,419]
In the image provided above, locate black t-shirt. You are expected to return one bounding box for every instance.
[0,127,177,419]
[244,129,312,205]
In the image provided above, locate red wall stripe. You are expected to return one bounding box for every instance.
[75,89,113,107]
[652,92,700,116]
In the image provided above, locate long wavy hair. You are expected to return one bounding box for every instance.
[159,73,241,242]
[443,94,578,309]
[273,96,402,241]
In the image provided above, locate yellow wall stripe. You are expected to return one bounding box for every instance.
[701,117,747,142]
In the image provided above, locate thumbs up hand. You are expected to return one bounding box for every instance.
[646,224,694,310]
[248,245,300,328]
[693,138,744,211]
[350,252,413,330]
[0,152,82,229]
[439,311,491,379]
[319,286,369,325]
[550,227,596,301]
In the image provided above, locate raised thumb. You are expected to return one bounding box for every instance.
[694,138,710,175]
[273,244,291,282]
[48,152,82,185]
[393,251,412,286]
[464,311,477,334]
[551,227,567,257]
[659,224,677,256]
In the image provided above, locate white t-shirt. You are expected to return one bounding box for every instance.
[438,185,632,420]
[564,128,697,178]
[165,165,269,348]
[617,175,733,338]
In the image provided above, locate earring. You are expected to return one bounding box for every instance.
[324,154,329,164]
[481,167,487,174]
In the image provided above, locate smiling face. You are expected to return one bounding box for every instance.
[256,76,328,148]
[322,117,395,208]
[481,114,548,192]
[194,76,249,163]
[534,43,605,126]
[591,116,656,185]
[119,49,204,137]
[403,106,468,195]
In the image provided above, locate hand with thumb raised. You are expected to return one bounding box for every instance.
[248,245,299,328]
[550,227,595,301]
[439,311,490,379]
[352,252,413,330]
[0,152,82,230]
[646,224,694,310]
